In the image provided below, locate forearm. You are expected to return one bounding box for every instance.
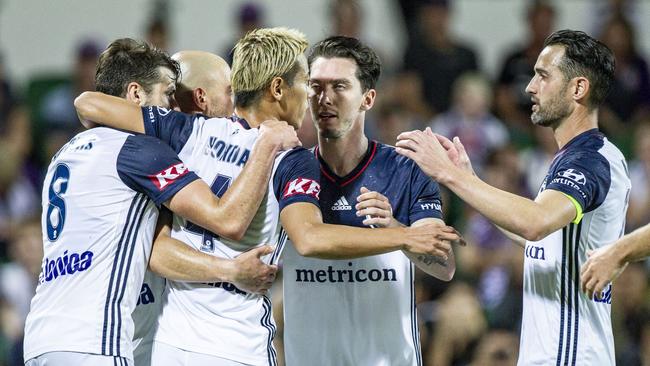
[293,222,406,259]
[616,224,650,263]
[404,249,455,281]
[495,225,526,247]
[74,91,145,132]
[212,140,280,236]
[443,169,553,241]
[149,237,234,282]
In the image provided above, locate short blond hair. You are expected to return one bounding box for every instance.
[231,27,308,107]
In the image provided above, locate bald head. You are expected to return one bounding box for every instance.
[172,50,233,117]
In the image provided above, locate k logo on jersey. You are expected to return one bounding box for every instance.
[283,178,320,199]
[149,162,189,190]
[558,169,586,185]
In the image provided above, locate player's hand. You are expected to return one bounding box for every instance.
[580,245,628,300]
[395,129,456,183]
[259,120,302,151]
[231,245,278,295]
[425,128,476,176]
[355,187,401,228]
[402,224,463,260]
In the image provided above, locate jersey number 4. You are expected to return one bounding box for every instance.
[46,164,70,242]
[185,174,232,252]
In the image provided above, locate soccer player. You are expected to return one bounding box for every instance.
[130,50,234,366]
[73,27,459,366]
[280,36,457,366]
[396,30,629,365]
[581,223,650,299]
[24,38,295,366]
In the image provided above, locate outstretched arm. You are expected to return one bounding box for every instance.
[75,91,145,132]
[149,211,277,294]
[396,130,576,241]
[280,202,458,260]
[581,223,650,299]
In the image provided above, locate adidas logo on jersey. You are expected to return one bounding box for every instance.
[331,196,352,211]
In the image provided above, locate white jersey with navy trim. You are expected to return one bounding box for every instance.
[519,130,630,366]
[282,141,444,366]
[137,107,321,365]
[23,128,199,362]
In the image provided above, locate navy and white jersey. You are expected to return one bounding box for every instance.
[137,107,321,365]
[519,129,630,366]
[282,141,443,366]
[23,127,199,362]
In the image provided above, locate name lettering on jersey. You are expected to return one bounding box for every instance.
[149,162,189,190]
[524,244,546,260]
[203,281,247,295]
[283,178,321,199]
[331,196,352,210]
[593,283,612,304]
[39,250,94,284]
[137,283,155,306]
[203,136,250,167]
[295,262,397,283]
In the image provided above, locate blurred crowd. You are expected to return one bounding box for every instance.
[1,0,649,365]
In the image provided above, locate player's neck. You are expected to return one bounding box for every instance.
[553,107,599,149]
[233,106,273,129]
[318,128,369,177]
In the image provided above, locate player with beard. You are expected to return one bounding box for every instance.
[396,29,629,365]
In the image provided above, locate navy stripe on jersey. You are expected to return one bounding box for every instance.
[261,296,277,366]
[410,264,423,366]
[556,222,582,366]
[101,193,148,356]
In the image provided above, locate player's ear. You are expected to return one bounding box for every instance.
[360,89,376,111]
[572,77,590,103]
[192,88,207,110]
[125,82,143,104]
[270,76,284,101]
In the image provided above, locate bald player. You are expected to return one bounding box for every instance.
[132,51,235,365]
[172,50,233,117]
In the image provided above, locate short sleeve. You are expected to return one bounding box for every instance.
[117,134,199,207]
[141,106,197,153]
[272,148,321,212]
[409,164,444,223]
[546,152,611,214]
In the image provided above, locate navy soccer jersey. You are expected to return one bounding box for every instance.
[520,129,630,366]
[282,140,443,366]
[135,106,321,365]
[23,128,199,362]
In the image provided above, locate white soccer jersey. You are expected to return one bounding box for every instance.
[23,127,199,362]
[135,107,321,365]
[519,130,630,366]
[282,141,444,366]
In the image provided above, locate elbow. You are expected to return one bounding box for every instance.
[218,223,246,241]
[520,226,550,242]
[74,92,93,119]
[293,240,318,257]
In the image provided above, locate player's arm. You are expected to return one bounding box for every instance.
[75,91,145,132]
[149,211,277,294]
[396,130,577,241]
[280,202,457,259]
[355,188,459,281]
[581,223,650,299]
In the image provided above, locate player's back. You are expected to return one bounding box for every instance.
[519,130,630,365]
[24,128,177,361]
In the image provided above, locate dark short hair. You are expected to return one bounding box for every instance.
[543,29,615,108]
[307,36,381,91]
[95,38,179,97]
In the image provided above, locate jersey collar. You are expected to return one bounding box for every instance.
[315,140,378,187]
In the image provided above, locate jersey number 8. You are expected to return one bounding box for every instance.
[46,163,70,242]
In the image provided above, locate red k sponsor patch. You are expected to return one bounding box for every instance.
[283,178,321,199]
[149,163,189,190]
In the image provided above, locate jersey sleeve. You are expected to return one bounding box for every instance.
[117,134,199,207]
[409,164,444,223]
[545,152,611,215]
[272,148,321,212]
[141,106,197,153]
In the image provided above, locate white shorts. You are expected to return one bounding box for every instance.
[151,341,251,366]
[25,351,131,366]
